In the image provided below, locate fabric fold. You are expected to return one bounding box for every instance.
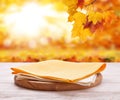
[11,60,106,83]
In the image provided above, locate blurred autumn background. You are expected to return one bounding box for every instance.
[0,0,120,62]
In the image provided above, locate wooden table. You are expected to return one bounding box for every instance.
[0,63,120,100]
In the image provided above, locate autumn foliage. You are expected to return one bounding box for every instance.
[0,0,120,62]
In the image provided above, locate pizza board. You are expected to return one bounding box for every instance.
[14,73,102,91]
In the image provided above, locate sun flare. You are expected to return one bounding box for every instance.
[2,2,72,41]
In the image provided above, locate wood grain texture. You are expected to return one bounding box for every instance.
[0,63,120,100]
[14,73,102,91]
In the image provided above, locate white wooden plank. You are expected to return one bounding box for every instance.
[0,63,120,100]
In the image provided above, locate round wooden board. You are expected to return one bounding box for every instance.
[14,73,102,91]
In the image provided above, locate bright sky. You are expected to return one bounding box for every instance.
[3,2,72,42]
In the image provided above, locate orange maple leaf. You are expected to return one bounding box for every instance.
[77,0,84,8]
